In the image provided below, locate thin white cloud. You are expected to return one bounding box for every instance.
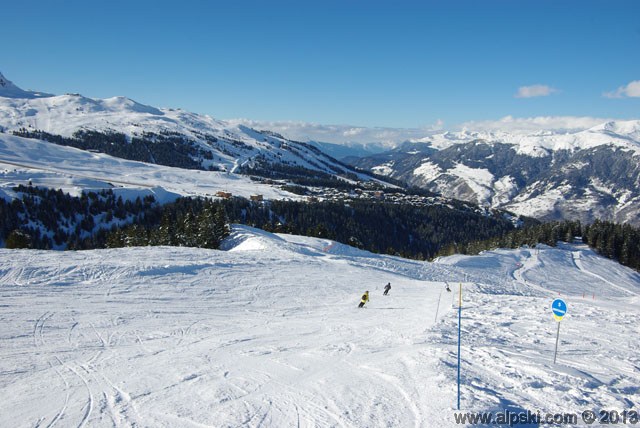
[515,84,558,98]
[603,80,640,98]
[457,115,612,134]
[226,116,627,147]
[225,118,444,146]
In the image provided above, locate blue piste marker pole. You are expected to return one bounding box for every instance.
[457,282,462,410]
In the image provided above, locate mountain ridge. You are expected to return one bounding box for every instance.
[351,133,640,225]
[0,72,370,182]
[0,72,53,99]
[407,120,640,156]
[3,71,640,225]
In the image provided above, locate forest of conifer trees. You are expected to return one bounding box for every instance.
[2,185,639,271]
[437,219,640,271]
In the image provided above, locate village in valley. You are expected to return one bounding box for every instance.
[215,178,462,210]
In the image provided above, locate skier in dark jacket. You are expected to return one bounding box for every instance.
[358,291,370,308]
[383,282,391,295]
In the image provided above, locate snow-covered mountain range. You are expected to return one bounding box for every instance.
[350,121,640,224]
[0,72,366,180]
[3,70,640,225]
[412,121,640,156]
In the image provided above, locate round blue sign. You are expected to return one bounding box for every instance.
[551,298,567,321]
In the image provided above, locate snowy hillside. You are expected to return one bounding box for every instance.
[412,121,640,156]
[0,132,298,201]
[352,124,640,224]
[0,72,367,180]
[0,72,53,99]
[0,226,638,427]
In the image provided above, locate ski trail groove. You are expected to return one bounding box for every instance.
[67,321,79,345]
[90,323,107,348]
[512,251,550,296]
[90,362,141,428]
[33,311,53,347]
[46,361,70,428]
[358,364,423,428]
[572,251,639,297]
[55,357,94,428]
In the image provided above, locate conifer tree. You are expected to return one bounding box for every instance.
[5,229,31,249]
[214,205,230,245]
[197,202,217,248]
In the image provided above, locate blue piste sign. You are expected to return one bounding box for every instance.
[551,298,568,364]
[552,298,567,321]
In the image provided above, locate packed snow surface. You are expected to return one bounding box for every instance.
[0,228,638,427]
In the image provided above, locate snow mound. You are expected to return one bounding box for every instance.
[225,225,401,261]
[223,225,286,252]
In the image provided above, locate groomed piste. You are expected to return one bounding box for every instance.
[0,225,638,427]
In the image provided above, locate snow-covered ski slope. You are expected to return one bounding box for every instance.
[0,227,638,427]
[0,133,298,202]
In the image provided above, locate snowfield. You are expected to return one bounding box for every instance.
[0,227,638,427]
[0,133,299,202]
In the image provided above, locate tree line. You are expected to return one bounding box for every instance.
[437,219,640,271]
[217,198,515,259]
[12,129,217,171]
[1,186,515,258]
[4,185,639,271]
[103,197,516,259]
[106,199,229,249]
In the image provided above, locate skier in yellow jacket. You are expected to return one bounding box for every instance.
[358,290,370,308]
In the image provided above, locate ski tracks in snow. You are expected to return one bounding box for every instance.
[2,236,640,426]
[45,361,70,428]
[572,250,639,297]
[31,310,94,428]
[26,305,147,428]
[55,357,94,428]
[511,250,551,296]
[33,311,54,348]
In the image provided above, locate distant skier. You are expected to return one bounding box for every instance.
[358,291,370,308]
[445,283,451,292]
[383,282,391,295]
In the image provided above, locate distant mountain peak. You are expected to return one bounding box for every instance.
[588,119,640,137]
[0,72,20,90]
[0,71,53,99]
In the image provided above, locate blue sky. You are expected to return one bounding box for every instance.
[2,0,639,128]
